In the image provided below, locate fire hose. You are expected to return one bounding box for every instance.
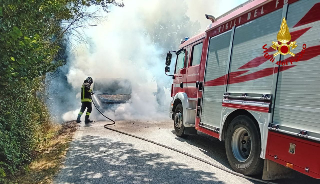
[92,94,115,126]
[91,94,275,184]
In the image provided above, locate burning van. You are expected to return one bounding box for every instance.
[92,78,132,109]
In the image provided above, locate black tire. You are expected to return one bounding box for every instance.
[174,104,187,137]
[225,115,264,176]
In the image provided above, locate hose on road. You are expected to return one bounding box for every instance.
[92,97,275,184]
[92,95,115,126]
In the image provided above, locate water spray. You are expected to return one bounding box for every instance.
[92,92,115,125]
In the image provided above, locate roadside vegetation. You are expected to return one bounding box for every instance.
[4,121,77,184]
[0,0,123,183]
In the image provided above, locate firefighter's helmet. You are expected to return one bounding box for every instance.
[85,77,93,84]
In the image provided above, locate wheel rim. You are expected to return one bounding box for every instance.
[174,112,182,129]
[231,127,252,162]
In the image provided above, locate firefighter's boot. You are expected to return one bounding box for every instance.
[85,115,93,124]
[76,114,81,123]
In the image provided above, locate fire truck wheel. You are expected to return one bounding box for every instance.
[174,104,187,137]
[225,115,263,176]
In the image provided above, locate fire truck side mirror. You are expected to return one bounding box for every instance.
[165,66,170,73]
[166,52,172,66]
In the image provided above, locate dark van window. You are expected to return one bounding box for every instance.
[191,43,203,66]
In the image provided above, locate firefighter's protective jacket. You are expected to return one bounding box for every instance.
[81,82,92,102]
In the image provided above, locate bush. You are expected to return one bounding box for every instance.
[0,0,123,182]
[0,78,52,180]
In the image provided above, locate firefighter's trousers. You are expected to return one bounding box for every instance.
[78,102,92,119]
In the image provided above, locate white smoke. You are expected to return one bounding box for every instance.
[56,0,247,122]
[186,0,248,30]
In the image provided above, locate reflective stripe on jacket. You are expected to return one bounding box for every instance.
[81,83,92,102]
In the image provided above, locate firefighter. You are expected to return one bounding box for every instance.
[76,77,94,124]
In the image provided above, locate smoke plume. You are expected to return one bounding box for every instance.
[46,0,247,122]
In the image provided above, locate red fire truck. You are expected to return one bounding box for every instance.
[165,0,320,180]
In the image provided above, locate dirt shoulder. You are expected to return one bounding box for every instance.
[7,121,77,184]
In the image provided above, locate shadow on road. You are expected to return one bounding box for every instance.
[171,130,231,169]
[171,130,320,184]
[55,135,227,184]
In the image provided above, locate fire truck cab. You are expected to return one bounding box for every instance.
[165,0,320,180]
[166,33,206,136]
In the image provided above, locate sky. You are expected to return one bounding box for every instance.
[185,0,248,30]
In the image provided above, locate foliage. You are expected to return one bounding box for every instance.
[0,0,123,181]
[0,78,51,181]
[0,0,123,84]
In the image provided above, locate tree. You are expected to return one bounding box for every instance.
[0,0,123,180]
[0,0,123,85]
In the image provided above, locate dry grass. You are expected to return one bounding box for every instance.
[8,121,78,184]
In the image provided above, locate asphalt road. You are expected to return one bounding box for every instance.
[54,120,319,184]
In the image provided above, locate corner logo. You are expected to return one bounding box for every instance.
[262,17,307,65]
[271,17,298,57]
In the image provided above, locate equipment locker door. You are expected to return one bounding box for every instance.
[200,30,232,130]
[273,0,320,140]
